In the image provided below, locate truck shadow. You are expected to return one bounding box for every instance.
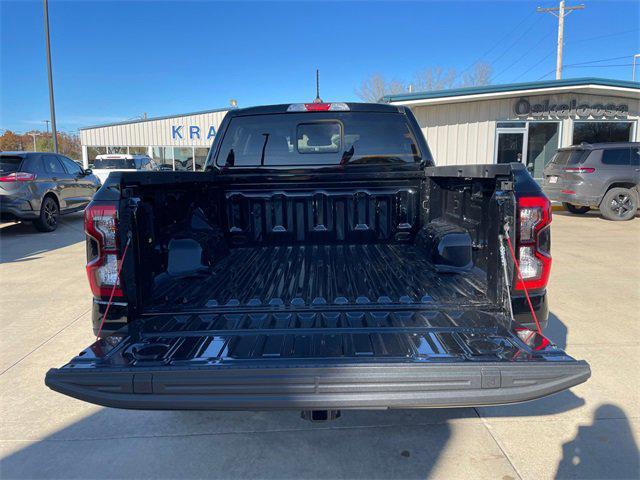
[555,404,639,479]
[0,408,460,479]
[546,311,568,350]
[0,212,85,264]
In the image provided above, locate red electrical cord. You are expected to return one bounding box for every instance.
[95,237,131,341]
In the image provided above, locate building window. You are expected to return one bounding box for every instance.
[194,148,208,171]
[87,147,106,166]
[572,122,633,145]
[495,121,560,180]
[129,146,148,155]
[174,147,193,171]
[151,147,174,170]
[107,146,128,154]
[527,122,559,179]
[497,121,526,129]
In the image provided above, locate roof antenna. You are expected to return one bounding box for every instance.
[313,68,323,103]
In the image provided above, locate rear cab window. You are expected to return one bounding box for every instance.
[216,112,422,167]
[94,158,136,169]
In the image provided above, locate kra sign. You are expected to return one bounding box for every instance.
[171,125,216,140]
[514,98,628,118]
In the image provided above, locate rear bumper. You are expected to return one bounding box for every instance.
[45,361,590,411]
[0,196,37,220]
[512,292,549,330]
[543,186,600,207]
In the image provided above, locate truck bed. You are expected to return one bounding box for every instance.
[149,243,489,312]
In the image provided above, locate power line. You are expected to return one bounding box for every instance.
[562,55,635,66]
[456,10,537,79]
[513,28,638,83]
[493,23,555,81]
[536,55,637,80]
[566,28,640,45]
[512,49,556,82]
[567,63,635,68]
[490,15,546,67]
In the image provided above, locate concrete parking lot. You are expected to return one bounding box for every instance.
[0,211,638,479]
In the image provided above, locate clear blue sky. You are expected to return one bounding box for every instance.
[1,0,638,132]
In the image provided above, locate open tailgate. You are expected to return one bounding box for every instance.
[45,310,590,410]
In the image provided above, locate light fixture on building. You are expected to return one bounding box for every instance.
[229,99,238,108]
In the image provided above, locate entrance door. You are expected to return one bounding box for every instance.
[495,129,527,165]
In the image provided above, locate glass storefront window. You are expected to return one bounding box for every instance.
[87,147,106,166]
[495,121,560,180]
[107,146,128,154]
[174,147,194,171]
[527,122,559,179]
[496,132,524,164]
[194,148,208,171]
[573,122,633,144]
[151,147,174,171]
[129,146,148,155]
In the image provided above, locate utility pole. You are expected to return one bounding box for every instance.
[633,54,640,82]
[537,1,585,80]
[43,0,58,152]
[28,132,38,151]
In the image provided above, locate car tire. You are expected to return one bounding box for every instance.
[600,188,638,221]
[34,196,59,232]
[563,203,590,214]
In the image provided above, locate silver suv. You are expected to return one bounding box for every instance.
[543,142,640,221]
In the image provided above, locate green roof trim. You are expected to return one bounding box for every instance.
[80,106,232,131]
[382,77,640,103]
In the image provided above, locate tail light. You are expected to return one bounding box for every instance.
[515,196,552,291]
[85,203,122,297]
[564,167,595,173]
[0,172,36,182]
[286,103,350,112]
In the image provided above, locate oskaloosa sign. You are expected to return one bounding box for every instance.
[514,98,628,118]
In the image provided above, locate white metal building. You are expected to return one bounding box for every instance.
[384,78,640,179]
[79,107,229,171]
[80,78,640,177]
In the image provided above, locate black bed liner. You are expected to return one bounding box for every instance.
[150,243,489,312]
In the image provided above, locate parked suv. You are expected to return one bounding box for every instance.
[543,142,640,221]
[0,151,100,232]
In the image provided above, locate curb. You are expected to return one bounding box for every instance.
[551,204,565,212]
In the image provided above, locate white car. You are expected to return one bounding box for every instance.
[91,154,159,184]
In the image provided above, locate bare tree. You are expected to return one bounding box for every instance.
[411,67,457,92]
[356,62,493,101]
[459,62,493,87]
[355,74,407,102]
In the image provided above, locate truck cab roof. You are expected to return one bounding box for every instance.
[228,102,408,117]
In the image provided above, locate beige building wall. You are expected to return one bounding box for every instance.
[80,109,229,148]
[409,93,640,166]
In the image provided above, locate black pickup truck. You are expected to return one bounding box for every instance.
[46,102,590,417]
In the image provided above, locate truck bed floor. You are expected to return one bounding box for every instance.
[150,243,488,312]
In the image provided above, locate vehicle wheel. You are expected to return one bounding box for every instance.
[563,203,590,214]
[34,196,59,232]
[600,188,638,221]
